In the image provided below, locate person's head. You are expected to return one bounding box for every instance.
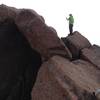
[69,14,72,16]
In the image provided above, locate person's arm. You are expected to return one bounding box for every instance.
[66,17,69,20]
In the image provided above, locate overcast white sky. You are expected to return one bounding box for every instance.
[0,0,100,45]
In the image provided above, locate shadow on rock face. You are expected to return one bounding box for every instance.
[0,19,42,100]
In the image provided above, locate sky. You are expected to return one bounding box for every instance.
[0,0,100,45]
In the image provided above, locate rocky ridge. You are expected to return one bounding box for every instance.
[0,4,99,100]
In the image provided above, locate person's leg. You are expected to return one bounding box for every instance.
[71,24,73,34]
[69,24,71,34]
[69,24,73,35]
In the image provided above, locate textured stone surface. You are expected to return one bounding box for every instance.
[62,31,91,59]
[32,56,100,100]
[15,10,72,60]
[0,4,17,22]
[81,45,100,70]
[0,4,72,60]
[32,62,68,100]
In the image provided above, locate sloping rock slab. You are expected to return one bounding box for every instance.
[32,56,100,100]
[32,62,68,100]
[81,45,100,70]
[62,31,91,59]
[15,10,72,60]
[0,4,72,60]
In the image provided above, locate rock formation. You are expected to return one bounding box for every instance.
[33,31,100,100]
[0,4,72,60]
[0,4,99,100]
[61,31,91,59]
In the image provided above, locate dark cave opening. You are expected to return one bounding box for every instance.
[0,19,42,99]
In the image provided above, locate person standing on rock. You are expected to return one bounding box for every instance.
[66,14,74,35]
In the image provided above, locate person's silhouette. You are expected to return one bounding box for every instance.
[66,14,74,35]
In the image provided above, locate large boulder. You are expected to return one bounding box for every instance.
[0,4,72,60]
[81,45,100,70]
[61,31,91,59]
[32,62,68,100]
[15,9,72,60]
[32,56,100,100]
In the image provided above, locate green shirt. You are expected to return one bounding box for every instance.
[68,15,74,24]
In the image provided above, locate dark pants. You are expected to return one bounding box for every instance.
[69,24,73,34]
